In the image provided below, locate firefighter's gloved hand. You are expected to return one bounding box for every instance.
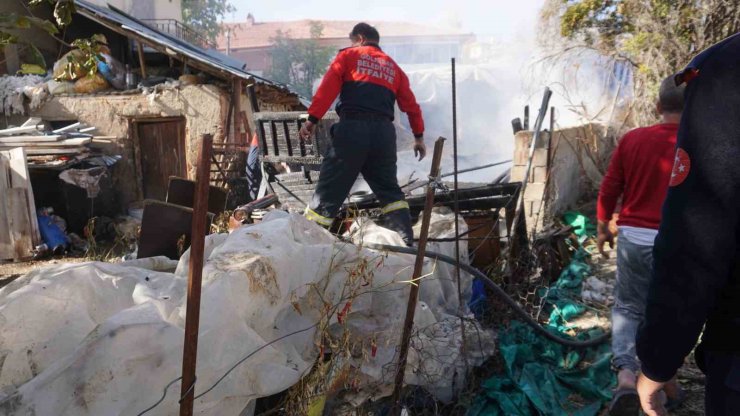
[299,120,315,143]
[413,138,426,161]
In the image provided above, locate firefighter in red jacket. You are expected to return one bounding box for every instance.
[299,22,426,245]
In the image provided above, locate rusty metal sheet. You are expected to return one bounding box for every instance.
[166,176,227,215]
[138,200,213,260]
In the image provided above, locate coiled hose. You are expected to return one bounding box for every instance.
[365,243,610,348]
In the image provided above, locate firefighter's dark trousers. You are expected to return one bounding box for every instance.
[305,119,414,245]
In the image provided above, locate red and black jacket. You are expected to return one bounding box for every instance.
[636,32,740,382]
[307,44,425,138]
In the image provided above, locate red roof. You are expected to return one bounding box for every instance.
[217,19,472,50]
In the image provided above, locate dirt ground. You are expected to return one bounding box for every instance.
[0,256,88,288]
[592,244,705,416]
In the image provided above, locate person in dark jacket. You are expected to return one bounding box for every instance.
[636,32,740,416]
[597,75,685,416]
[298,22,426,245]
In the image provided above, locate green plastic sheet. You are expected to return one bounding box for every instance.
[468,249,614,416]
[563,212,597,244]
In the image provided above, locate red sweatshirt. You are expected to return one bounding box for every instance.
[307,44,424,137]
[596,123,679,229]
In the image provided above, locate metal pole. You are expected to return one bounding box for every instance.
[451,57,468,373]
[507,89,552,278]
[390,137,446,415]
[402,160,512,193]
[179,134,213,416]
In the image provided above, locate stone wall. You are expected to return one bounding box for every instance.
[510,123,614,234]
[32,84,229,209]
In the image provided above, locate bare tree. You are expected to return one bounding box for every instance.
[540,0,740,126]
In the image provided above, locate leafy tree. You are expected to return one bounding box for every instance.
[541,0,740,125]
[1,0,75,69]
[182,0,234,43]
[267,21,335,98]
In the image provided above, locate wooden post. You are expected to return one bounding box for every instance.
[137,42,147,78]
[179,134,213,416]
[390,137,445,415]
[232,79,243,144]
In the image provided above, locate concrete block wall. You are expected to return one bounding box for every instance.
[509,123,614,236]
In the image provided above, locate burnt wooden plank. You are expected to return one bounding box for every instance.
[270,121,279,156]
[296,119,307,157]
[166,176,227,215]
[282,121,293,156]
[138,200,214,260]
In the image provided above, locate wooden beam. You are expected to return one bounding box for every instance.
[137,41,147,79]
[232,78,243,144]
[179,134,213,416]
[5,188,33,260]
[0,158,12,260]
[4,148,40,246]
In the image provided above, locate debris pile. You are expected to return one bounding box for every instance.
[0,212,494,415]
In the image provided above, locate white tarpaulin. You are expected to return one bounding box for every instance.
[0,210,494,415]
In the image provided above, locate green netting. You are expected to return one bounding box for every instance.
[468,248,614,416]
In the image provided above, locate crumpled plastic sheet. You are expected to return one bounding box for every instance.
[0,210,494,415]
[59,167,108,198]
[468,248,614,416]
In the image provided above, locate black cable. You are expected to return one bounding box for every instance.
[364,243,610,348]
[193,324,318,400]
[136,377,182,416]
[136,324,318,415]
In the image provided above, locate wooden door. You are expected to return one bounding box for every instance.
[135,118,186,201]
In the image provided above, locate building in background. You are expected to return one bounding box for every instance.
[85,0,182,21]
[218,14,476,75]
[85,0,214,48]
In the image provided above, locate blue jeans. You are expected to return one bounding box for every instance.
[611,233,654,372]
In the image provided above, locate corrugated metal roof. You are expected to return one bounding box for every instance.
[74,0,298,94]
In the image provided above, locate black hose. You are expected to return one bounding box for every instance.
[364,243,610,348]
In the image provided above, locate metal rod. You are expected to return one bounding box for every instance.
[403,159,512,193]
[179,134,213,416]
[390,137,446,415]
[450,57,468,374]
[274,179,307,206]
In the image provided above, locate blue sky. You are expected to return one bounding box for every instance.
[225,0,545,39]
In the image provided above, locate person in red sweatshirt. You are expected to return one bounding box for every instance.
[597,75,686,415]
[298,22,425,245]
